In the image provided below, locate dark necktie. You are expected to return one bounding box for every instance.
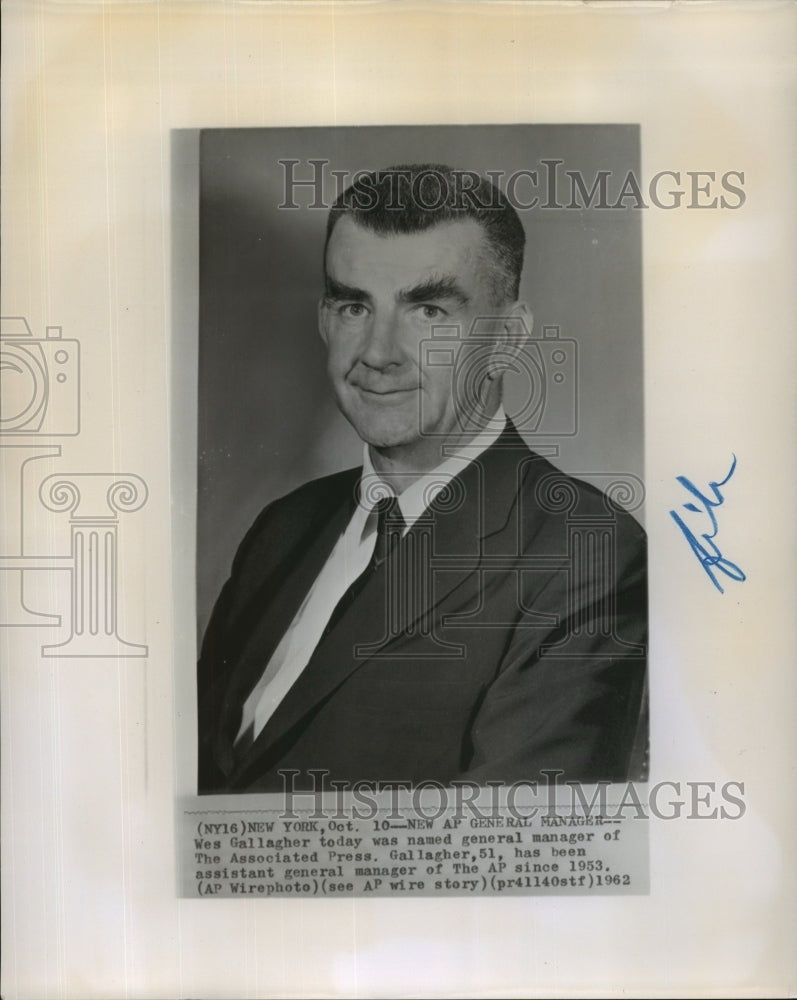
[321,495,405,640]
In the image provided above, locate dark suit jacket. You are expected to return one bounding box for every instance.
[198,423,648,793]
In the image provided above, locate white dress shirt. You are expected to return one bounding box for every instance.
[236,408,507,743]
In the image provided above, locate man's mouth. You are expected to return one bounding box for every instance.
[354,383,417,397]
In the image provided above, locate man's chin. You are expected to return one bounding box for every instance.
[339,399,419,450]
[354,423,417,451]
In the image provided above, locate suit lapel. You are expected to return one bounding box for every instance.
[382,422,547,647]
[230,423,542,781]
[213,474,358,774]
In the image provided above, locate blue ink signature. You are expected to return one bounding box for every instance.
[669,455,746,593]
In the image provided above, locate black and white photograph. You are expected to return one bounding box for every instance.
[196,126,648,796]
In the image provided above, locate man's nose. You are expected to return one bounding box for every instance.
[359,310,404,369]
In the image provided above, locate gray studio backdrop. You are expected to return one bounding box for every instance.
[195,125,644,641]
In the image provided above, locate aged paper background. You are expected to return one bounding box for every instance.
[2,1,795,997]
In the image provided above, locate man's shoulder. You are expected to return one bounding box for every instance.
[271,465,361,514]
[514,444,647,546]
[243,465,361,544]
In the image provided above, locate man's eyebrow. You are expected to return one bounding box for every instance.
[398,276,470,307]
[324,278,370,301]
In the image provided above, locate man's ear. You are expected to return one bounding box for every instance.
[503,300,533,344]
[317,297,330,346]
[487,301,533,379]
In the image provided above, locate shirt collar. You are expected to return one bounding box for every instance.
[359,406,507,532]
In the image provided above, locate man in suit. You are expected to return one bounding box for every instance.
[198,164,647,794]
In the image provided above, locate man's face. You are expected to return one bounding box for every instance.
[319,216,513,462]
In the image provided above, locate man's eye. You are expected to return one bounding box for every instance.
[419,304,445,320]
[340,302,367,318]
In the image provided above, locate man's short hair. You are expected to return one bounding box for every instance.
[325,164,526,305]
